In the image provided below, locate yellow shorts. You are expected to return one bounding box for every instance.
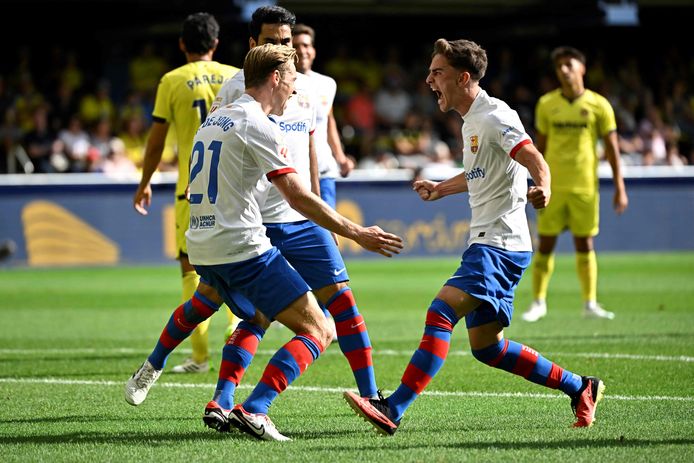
[536,190,599,237]
[175,195,190,258]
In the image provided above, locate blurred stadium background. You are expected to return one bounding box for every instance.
[1,0,694,266]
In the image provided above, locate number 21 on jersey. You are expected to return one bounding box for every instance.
[189,140,221,205]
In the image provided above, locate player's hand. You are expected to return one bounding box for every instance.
[614,190,628,215]
[354,225,404,258]
[339,156,355,177]
[133,184,153,215]
[527,185,550,209]
[413,180,441,201]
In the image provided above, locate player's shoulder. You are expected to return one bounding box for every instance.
[537,88,563,106]
[214,70,246,107]
[478,92,517,125]
[234,97,273,132]
[308,70,336,87]
[223,69,245,92]
[583,88,611,106]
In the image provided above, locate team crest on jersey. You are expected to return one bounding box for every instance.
[297,93,311,108]
[470,135,479,154]
[580,108,589,117]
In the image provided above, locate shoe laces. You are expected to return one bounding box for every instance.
[370,390,392,417]
[136,363,159,386]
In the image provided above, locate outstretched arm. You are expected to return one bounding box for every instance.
[272,172,403,257]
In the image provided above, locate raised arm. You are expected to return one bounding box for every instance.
[272,172,403,257]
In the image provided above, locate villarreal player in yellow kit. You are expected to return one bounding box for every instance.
[133,13,240,372]
[522,46,628,323]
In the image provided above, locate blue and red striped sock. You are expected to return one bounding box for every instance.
[471,339,583,395]
[242,334,324,415]
[212,321,265,410]
[388,299,459,421]
[148,291,220,369]
[326,287,377,398]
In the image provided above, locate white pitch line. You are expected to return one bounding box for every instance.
[0,377,692,402]
[0,348,692,363]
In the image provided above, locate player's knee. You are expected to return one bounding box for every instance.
[304,315,332,350]
[249,311,271,330]
[471,339,506,365]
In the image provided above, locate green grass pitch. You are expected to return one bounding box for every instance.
[1,252,693,462]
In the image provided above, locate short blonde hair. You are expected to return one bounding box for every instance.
[244,44,297,88]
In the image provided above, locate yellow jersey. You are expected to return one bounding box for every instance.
[535,88,616,193]
[152,61,239,196]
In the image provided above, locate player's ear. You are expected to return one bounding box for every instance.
[457,71,470,87]
[249,37,257,49]
[272,69,281,87]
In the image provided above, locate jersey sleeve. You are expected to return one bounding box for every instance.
[152,75,172,122]
[596,94,618,137]
[492,110,532,158]
[246,118,296,179]
[210,72,245,114]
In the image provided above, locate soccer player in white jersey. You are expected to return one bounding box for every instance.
[292,23,354,209]
[125,44,403,441]
[132,12,240,375]
[206,6,385,421]
[344,39,606,435]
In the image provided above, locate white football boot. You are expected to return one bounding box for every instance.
[584,302,615,320]
[124,360,162,406]
[231,405,291,441]
[521,299,547,322]
[170,357,209,374]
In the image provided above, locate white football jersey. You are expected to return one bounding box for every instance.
[186,93,295,265]
[305,70,339,179]
[211,70,317,223]
[460,89,534,251]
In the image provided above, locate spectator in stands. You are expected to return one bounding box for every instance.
[374,73,412,130]
[640,104,687,166]
[0,107,24,173]
[96,137,138,176]
[344,77,377,161]
[57,114,90,172]
[118,112,148,171]
[128,42,168,102]
[79,79,117,127]
[23,105,59,173]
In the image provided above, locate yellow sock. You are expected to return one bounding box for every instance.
[576,251,597,303]
[182,271,209,364]
[532,252,554,301]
